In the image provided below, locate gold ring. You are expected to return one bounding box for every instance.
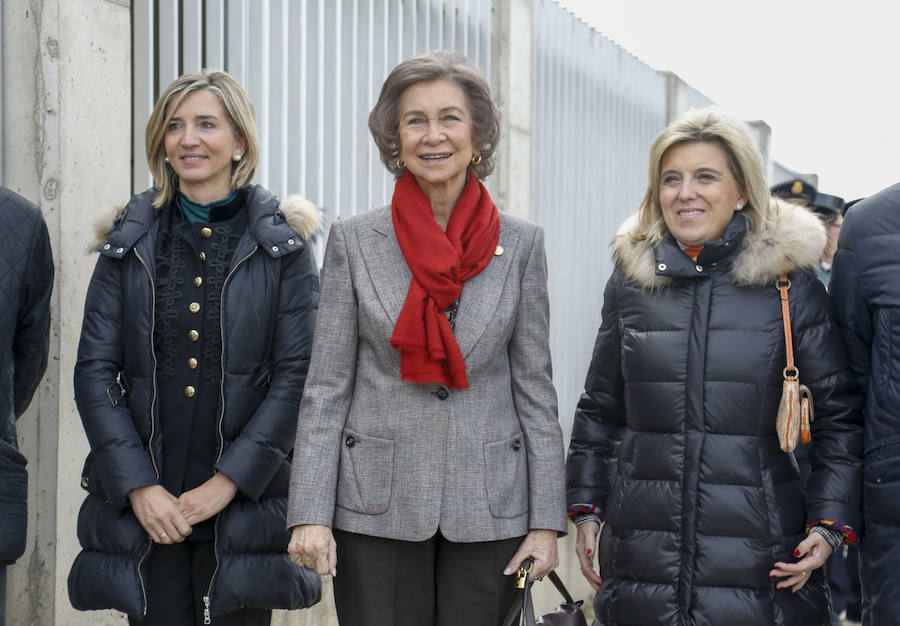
[801,571,808,577]
[159,532,168,540]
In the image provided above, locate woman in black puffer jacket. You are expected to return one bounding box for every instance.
[67,70,321,625]
[566,110,862,626]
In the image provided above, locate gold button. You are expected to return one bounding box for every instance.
[187,357,198,369]
[494,245,504,256]
[199,251,207,262]
[200,227,212,239]
[188,330,199,341]
[193,276,203,287]
[189,302,200,313]
[184,386,195,398]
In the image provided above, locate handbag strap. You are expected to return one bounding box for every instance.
[777,273,797,380]
[504,559,581,626]
[547,570,576,605]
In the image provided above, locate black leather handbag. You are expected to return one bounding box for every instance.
[502,558,588,626]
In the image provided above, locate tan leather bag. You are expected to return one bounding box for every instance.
[775,274,815,453]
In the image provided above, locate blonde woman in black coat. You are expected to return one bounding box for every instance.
[68,70,321,625]
[567,110,863,626]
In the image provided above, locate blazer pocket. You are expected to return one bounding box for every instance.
[335,429,394,515]
[484,432,528,519]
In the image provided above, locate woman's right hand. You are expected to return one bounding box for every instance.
[288,524,337,576]
[575,520,604,590]
[128,484,192,544]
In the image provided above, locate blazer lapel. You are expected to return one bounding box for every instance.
[453,221,519,359]
[358,208,411,325]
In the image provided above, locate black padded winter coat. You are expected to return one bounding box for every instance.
[67,185,321,620]
[0,187,53,565]
[567,203,863,626]
[830,182,900,625]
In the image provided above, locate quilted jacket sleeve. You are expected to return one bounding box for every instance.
[13,211,54,418]
[215,243,320,501]
[75,254,159,508]
[829,214,873,405]
[789,271,863,533]
[566,269,627,510]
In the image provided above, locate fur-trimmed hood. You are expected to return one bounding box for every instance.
[614,197,826,289]
[89,186,320,253]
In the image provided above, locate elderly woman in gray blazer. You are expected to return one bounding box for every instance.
[287,50,567,625]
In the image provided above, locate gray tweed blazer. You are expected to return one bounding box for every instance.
[286,206,566,542]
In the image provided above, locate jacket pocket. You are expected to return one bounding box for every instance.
[864,442,900,526]
[484,432,528,519]
[78,451,108,499]
[0,440,28,564]
[335,429,394,515]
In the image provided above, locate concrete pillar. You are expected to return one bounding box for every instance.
[2,0,131,624]
[491,0,533,219]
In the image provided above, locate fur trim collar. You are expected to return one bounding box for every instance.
[614,198,826,289]
[89,190,320,252]
[277,194,321,240]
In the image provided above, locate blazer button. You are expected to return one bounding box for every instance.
[512,439,522,451]
[81,476,90,488]
[434,386,449,400]
[184,386,196,398]
[345,436,356,447]
[187,357,198,370]
[201,227,213,239]
[188,330,199,341]
[193,276,203,287]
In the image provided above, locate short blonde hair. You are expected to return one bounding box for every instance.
[145,69,259,208]
[632,109,770,243]
[368,50,501,179]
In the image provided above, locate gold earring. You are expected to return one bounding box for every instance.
[396,159,406,170]
[471,154,482,165]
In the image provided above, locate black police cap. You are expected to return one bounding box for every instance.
[810,192,845,217]
[771,179,816,204]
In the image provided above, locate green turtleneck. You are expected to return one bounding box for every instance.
[178,190,237,224]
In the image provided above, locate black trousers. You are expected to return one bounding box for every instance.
[128,540,271,626]
[332,529,523,626]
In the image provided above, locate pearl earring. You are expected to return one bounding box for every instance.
[164,157,170,163]
[735,202,743,211]
[233,154,242,162]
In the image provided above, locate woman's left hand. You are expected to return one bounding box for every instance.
[177,472,239,525]
[769,532,835,593]
[504,529,559,581]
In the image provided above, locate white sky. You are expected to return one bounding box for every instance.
[556,0,899,201]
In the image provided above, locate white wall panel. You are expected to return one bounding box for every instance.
[133,0,492,265]
[533,0,669,443]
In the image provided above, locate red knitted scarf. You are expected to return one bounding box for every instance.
[390,172,500,388]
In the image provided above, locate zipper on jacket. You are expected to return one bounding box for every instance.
[203,591,212,624]
[203,244,258,623]
[136,540,154,618]
[133,247,161,619]
[133,248,162,478]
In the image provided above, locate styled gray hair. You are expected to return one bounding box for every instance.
[368,50,501,179]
